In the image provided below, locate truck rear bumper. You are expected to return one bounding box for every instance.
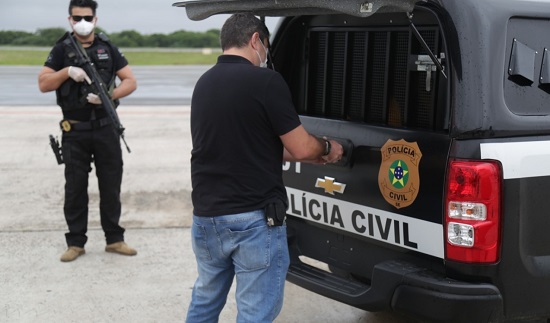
[286,259,503,322]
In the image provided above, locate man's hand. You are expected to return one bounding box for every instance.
[87,93,102,105]
[68,66,91,84]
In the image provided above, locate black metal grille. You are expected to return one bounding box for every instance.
[304,27,441,130]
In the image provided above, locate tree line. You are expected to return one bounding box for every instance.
[0,28,221,48]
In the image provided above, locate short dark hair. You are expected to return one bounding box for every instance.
[69,0,98,16]
[220,13,270,51]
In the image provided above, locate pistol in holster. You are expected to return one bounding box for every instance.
[264,200,287,227]
[49,134,64,165]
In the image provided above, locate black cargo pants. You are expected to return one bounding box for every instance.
[61,124,125,247]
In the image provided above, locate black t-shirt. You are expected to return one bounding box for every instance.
[190,55,301,216]
[44,33,128,121]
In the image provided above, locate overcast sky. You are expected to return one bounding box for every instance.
[0,0,279,34]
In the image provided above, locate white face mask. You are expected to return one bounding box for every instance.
[255,40,269,68]
[72,19,95,37]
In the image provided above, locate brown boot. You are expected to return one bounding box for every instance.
[105,242,137,256]
[60,246,85,262]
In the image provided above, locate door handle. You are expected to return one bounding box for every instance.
[318,136,354,166]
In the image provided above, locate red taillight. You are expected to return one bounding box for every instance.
[445,159,502,263]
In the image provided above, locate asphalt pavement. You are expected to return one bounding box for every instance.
[0,66,409,323]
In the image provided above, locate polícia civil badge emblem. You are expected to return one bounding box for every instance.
[60,120,72,132]
[378,139,422,209]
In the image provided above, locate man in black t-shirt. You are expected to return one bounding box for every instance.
[186,13,344,323]
[38,0,137,262]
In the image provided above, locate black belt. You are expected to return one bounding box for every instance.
[60,117,111,132]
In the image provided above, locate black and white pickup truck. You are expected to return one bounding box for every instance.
[175,0,550,321]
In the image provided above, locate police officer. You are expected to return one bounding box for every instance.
[38,0,137,262]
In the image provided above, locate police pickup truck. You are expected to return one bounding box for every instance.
[175,0,550,321]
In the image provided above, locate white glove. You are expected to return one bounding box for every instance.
[68,66,91,84]
[87,93,102,105]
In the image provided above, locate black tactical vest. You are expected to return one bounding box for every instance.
[56,32,118,113]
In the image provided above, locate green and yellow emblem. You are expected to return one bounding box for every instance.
[378,139,422,209]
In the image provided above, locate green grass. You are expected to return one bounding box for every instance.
[0,48,220,65]
[125,50,219,65]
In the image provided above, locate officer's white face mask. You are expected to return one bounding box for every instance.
[255,39,269,68]
[72,19,95,37]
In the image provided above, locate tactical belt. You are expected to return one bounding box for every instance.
[60,117,111,132]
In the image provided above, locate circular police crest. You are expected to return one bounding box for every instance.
[378,139,422,209]
[60,120,72,132]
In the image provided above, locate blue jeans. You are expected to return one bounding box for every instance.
[186,210,290,323]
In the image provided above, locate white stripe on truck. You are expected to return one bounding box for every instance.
[480,141,550,179]
[286,187,445,258]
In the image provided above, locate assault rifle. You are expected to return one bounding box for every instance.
[67,32,131,152]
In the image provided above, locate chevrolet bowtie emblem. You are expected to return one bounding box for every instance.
[315,177,346,195]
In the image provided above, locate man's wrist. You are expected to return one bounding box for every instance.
[322,139,331,156]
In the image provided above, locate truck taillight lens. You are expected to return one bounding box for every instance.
[445,160,502,263]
